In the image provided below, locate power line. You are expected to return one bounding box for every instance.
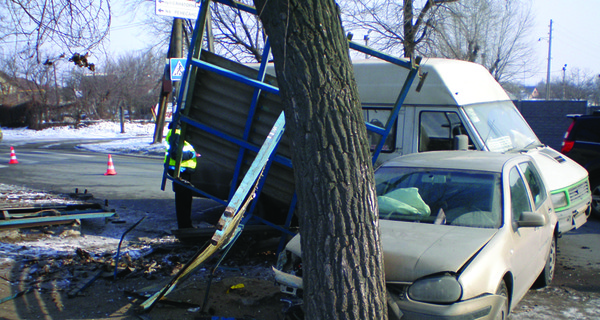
[111,22,150,31]
[547,20,600,74]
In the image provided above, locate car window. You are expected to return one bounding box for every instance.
[509,167,532,222]
[518,162,547,209]
[419,111,472,152]
[375,167,501,228]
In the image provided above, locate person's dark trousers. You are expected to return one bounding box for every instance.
[171,170,194,229]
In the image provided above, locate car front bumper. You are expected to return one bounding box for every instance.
[556,202,589,234]
[388,292,506,320]
[275,264,507,320]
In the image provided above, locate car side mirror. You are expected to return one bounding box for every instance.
[516,211,546,228]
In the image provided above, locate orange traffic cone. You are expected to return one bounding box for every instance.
[104,154,117,175]
[8,146,18,164]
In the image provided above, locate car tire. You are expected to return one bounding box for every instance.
[495,280,509,320]
[534,235,556,288]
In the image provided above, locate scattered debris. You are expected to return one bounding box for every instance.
[67,270,103,298]
[0,183,283,320]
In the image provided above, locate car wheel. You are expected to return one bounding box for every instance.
[534,235,556,288]
[590,178,600,217]
[495,280,509,320]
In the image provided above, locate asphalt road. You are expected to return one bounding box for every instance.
[0,139,170,201]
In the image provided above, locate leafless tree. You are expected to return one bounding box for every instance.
[211,0,265,62]
[123,0,264,62]
[1,56,51,104]
[536,68,600,103]
[0,52,61,127]
[340,0,456,58]
[120,0,174,53]
[63,49,162,121]
[591,76,600,107]
[105,50,163,119]
[429,0,537,82]
[340,0,536,82]
[0,0,112,64]
[65,69,115,120]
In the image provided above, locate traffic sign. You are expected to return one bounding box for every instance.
[170,58,186,81]
[155,0,200,19]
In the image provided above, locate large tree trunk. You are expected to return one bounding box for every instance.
[253,0,387,319]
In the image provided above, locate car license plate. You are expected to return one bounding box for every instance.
[573,211,587,229]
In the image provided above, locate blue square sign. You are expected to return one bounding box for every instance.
[170,58,186,81]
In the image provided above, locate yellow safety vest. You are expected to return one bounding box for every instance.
[165,129,197,171]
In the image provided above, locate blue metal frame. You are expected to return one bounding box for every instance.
[164,0,421,237]
[229,39,274,201]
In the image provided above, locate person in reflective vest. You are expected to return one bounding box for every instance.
[165,124,198,229]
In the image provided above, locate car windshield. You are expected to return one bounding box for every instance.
[463,102,541,152]
[375,167,502,228]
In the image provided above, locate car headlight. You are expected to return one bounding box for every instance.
[551,191,568,209]
[408,274,462,303]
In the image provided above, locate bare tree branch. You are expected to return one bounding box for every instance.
[2,0,112,63]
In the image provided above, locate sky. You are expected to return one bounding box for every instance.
[104,0,599,86]
[104,2,158,56]
[526,0,600,85]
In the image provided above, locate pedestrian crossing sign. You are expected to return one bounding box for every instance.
[170,58,186,81]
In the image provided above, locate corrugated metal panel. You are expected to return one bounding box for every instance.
[184,50,294,207]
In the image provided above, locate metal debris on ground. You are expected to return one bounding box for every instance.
[0,189,116,230]
[0,287,33,305]
[114,216,147,279]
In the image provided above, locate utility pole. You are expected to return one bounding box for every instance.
[153,18,183,144]
[205,7,214,52]
[562,64,567,100]
[545,19,553,100]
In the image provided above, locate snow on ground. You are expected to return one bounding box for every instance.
[1,121,167,155]
[0,121,169,264]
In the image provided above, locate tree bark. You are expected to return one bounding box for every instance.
[253,0,386,319]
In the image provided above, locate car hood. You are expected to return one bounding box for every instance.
[523,147,588,191]
[380,220,497,282]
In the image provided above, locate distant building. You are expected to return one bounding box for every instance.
[0,71,48,106]
[528,87,540,99]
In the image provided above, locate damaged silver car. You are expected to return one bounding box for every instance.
[274,150,558,320]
